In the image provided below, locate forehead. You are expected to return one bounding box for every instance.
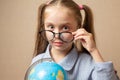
[44,6,76,23]
[45,5,73,15]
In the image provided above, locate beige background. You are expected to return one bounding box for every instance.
[0,0,120,80]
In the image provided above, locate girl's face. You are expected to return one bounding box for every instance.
[44,6,78,52]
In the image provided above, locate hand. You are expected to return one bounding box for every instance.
[72,28,97,53]
[72,28,104,62]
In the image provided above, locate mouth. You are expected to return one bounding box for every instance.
[53,42,64,46]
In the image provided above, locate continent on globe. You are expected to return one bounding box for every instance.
[25,61,68,80]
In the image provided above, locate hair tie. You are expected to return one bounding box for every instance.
[79,5,83,10]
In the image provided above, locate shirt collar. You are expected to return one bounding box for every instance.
[43,44,78,71]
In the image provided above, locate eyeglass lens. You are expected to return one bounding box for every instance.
[40,30,74,43]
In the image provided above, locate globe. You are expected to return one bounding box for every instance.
[25,58,68,80]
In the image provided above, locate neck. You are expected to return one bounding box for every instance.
[50,45,73,63]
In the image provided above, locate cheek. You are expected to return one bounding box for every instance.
[46,32,54,41]
[46,34,50,40]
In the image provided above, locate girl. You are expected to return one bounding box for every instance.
[31,0,119,80]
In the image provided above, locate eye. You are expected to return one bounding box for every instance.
[47,25,54,30]
[62,25,70,31]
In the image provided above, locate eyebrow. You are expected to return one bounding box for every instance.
[44,22,72,26]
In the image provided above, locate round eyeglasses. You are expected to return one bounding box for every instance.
[39,30,74,43]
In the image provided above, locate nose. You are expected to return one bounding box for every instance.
[54,33,60,39]
[53,29,60,39]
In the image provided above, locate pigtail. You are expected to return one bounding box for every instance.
[82,5,95,40]
[80,5,96,53]
[33,4,48,57]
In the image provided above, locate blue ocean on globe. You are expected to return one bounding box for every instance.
[28,61,68,80]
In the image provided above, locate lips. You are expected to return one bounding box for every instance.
[53,42,63,46]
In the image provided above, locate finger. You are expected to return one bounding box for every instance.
[74,34,86,41]
[72,31,77,36]
[74,30,89,38]
[72,28,85,35]
[74,33,92,41]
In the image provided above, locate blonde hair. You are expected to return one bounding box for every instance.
[33,0,95,56]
